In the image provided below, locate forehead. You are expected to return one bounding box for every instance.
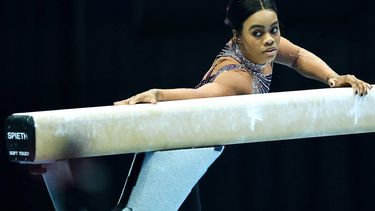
[243,9,278,28]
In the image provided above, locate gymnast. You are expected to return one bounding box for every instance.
[113,0,372,210]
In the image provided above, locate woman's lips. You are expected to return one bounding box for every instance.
[263,48,278,57]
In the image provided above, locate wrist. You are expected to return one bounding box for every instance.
[151,89,163,101]
[326,73,339,85]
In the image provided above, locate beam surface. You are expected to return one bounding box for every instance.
[5,86,375,163]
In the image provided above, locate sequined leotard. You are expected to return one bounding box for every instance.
[196,40,272,94]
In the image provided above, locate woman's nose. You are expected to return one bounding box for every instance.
[264,34,275,46]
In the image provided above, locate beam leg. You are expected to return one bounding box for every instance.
[42,160,85,211]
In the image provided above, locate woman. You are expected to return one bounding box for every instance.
[114,0,372,210]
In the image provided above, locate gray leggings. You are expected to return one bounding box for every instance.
[124,147,224,211]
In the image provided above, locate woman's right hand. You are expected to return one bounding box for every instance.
[328,74,372,96]
[114,89,160,105]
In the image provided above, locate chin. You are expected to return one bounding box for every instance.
[264,56,276,63]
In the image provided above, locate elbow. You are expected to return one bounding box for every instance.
[290,47,302,70]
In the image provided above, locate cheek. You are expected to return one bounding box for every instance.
[243,37,261,51]
[275,36,281,46]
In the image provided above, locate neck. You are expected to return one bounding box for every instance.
[237,43,267,65]
[236,41,267,66]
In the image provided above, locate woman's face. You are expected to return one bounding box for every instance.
[237,9,280,64]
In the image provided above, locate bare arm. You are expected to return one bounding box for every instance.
[275,37,372,95]
[275,37,340,83]
[114,66,252,105]
[114,84,232,105]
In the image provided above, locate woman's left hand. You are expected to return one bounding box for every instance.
[328,74,372,96]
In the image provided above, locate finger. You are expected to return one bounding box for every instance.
[363,83,369,95]
[345,75,359,94]
[114,99,130,105]
[363,82,373,95]
[350,82,359,95]
[361,82,368,95]
[357,82,366,96]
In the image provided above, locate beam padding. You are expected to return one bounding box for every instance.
[5,86,375,163]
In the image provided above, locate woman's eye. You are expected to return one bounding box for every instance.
[271,27,279,34]
[252,31,262,37]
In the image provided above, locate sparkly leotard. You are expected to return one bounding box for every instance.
[196,40,272,94]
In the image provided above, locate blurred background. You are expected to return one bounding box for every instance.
[1,0,375,210]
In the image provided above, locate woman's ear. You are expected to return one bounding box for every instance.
[232,29,241,43]
[232,29,239,38]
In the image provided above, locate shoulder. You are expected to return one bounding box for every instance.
[216,56,241,66]
[275,37,301,66]
[210,57,253,95]
[213,56,244,74]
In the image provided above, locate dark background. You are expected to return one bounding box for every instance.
[1,0,375,210]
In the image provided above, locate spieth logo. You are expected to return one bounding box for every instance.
[7,132,28,140]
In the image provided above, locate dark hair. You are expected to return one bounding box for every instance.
[225,0,278,32]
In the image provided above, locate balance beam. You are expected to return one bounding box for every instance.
[5,86,375,163]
